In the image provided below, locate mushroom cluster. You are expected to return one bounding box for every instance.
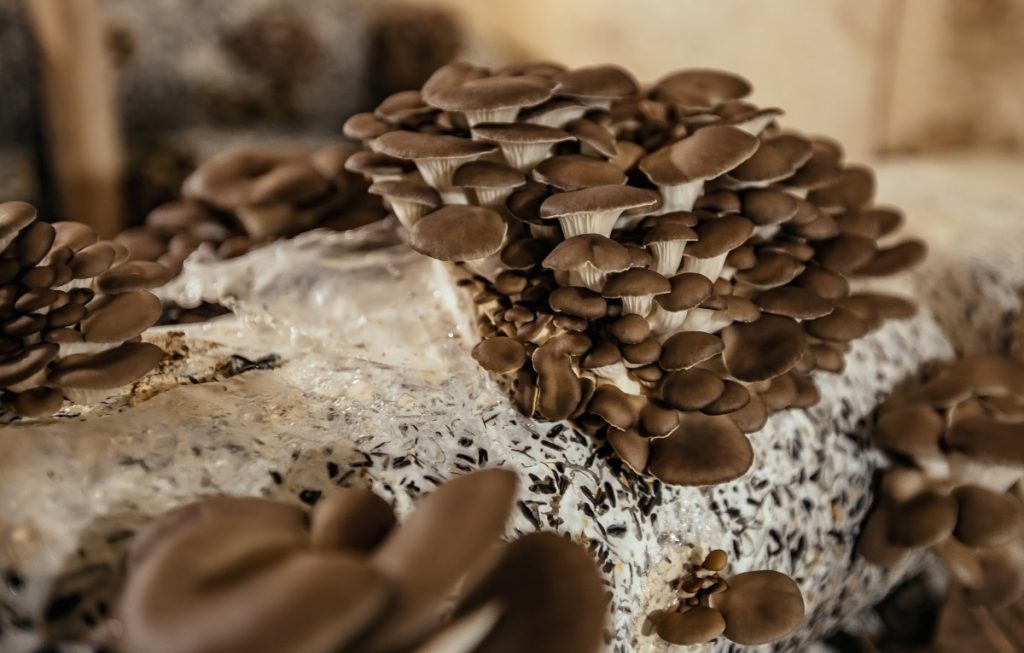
[645,549,805,646]
[117,144,385,277]
[0,201,166,417]
[113,469,606,653]
[859,354,1024,608]
[344,61,923,485]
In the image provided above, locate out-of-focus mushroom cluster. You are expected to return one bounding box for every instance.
[0,201,166,417]
[344,61,924,485]
[644,548,805,647]
[859,354,1024,608]
[112,469,606,653]
[117,144,386,278]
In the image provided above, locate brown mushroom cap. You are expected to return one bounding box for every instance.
[648,413,754,485]
[641,125,758,185]
[555,64,639,101]
[374,90,436,125]
[685,215,755,259]
[565,118,618,158]
[655,273,714,312]
[964,540,1024,608]
[729,134,813,185]
[532,337,584,421]
[472,337,528,375]
[81,291,162,343]
[344,151,414,179]
[734,251,805,289]
[653,69,752,107]
[369,179,441,206]
[540,185,660,237]
[784,138,843,190]
[343,112,394,141]
[874,404,944,461]
[722,315,807,382]
[754,287,832,320]
[409,206,507,261]
[610,314,652,345]
[946,415,1024,466]
[709,570,805,645]
[659,332,724,371]
[887,491,958,548]
[952,485,1024,548]
[542,235,632,274]
[533,155,626,190]
[452,160,526,191]
[602,268,672,299]
[740,188,800,226]
[372,131,497,162]
[549,286,608,320]
[855,240,927,276]
[807,165,875,212]
[655,607,726,645]
[48,342,164,390]
[661,368,726,411]
[426,75,555,113]
[97,261,173,294]
[421,62,490,103]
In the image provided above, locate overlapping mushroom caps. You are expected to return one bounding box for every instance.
[0,202,166,416]
[858,354,1024,608]
[347,61,924,485]
[112,469,606,653]
[117,144,384,277]
[644,548,805,647]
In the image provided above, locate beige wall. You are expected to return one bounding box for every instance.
[416,0,1024,159]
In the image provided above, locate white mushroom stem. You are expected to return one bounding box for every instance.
[753,224,781,240]
[471,188,516,209]
[657,181,703,213]
[557,210,623,238]
[58,341,119,358]
[648,305,691,337]
[414,158,464,191]
[947,454,1023,494]
[569,262,610,293]
[682,307,732,333]
[681,253,728,282]
[647,241,687,277]
[464,252,507,282]
[590,362,643,395]
[735,114,777,136]
[620,295,655,317]
[439,189,470,205]
[525,106,588,128]
[56,277,99,292]
[498,143,557,172]
[463,108,520,127]
[388,200,432,230]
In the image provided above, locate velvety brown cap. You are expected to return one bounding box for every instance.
[426,75,555,112]
[549,286,608,320]
[640,125,758,185]
[740,188,800,225]
[952,485,1023,548]
[685,215,755,259]
[566,118,619,158]
[709,570,805,645]
[540,185,660,221]
[452,160,526,190]
[648,413,754,485]
[755,287,832,320]
[48,342,163,389]
[368,179,441,206]
[656,273,714,312]
[372,131,497,161]
[602,268,671,299]
[655,607,726,645]
[472,336,528,374]
[722,315,807,382]
[807,165,875,212]
[610,314,651,344]
[533,155,626,190]
[555,64,639,100]
[653,69,752,107]
[662,368,726,411]
[659,332,724,371]
[542,234,632,273]
[410,206,507,261]
[729,134,813,184]
[343,112,394,141]
[420,62,490,102]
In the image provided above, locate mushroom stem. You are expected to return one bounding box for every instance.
[590,363,644,395]
[947,453,1023,494]
[558,211,621,239]
[471,187,516,209]
[752,224,781,240]
[682,308,732,334]
[648,305,691,337]
[498,144,556,172]
[620,295,655,317]
[463,107,521,127]
[570,263,610,293]
[682,253,728,282]
[658,181,703,213]
[648,241,687,277]
[389,200,432,230]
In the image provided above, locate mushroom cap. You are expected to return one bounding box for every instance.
[703,380,751,415]
[661,368,726,411]
[610,314,651,344]
[730,133,813,183]
[472,337,528,374]
[372,131,497,161]
[426,75,555,112]
[794,265,850,300]
[549,286,608,320]
[565,118,618,158]
[741,188,800,225]
[533,155,627,190]
[815,234,877,273]
[653,69,752,107]
[410,206,508,261]
[656,273,713,312]
[722,315,807,382]
[784,139,843,190]
[965,539,1024,608]
[655,607,726,645]
[607,427,651,473]
[804,305,869,342]
[754,287,832,320]
[946,414,1024,465]
[602,268,671,299]
[368,179,441,206]
[581,341,621,369]
[0,343,59,387]
[0,200,37,235]
[532,338,584,421]
[873,404,944,461]
[182,148,304,210]
[48,342,164,390]
[542,234,632,273]
[709,570,805,645]
[452,160,526,190]
[952,485,1024,548]
[588,385,641,430]
[500,238,552,269]
[541,185,660,221]
[685,215,755,259]
[887,491,958,548]
[471,122,573,146]
[659,331,724,371]
[728,393,768,434]
[807,165,875,212]
[733,251,805,289]
[344,151,414,178]
[555,64,639,100]
[81,291,162,343]
[648,412,754,485]
[643,222,698,245]
[342,112,394,140]
[374,90,436,125]
[640,125,758,186]
[421,62,491,102]
[855,239,927,276]
[622,336,661,366]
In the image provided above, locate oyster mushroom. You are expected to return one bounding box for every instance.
[647,412,754,485]
[409,206,508,278]
[681,214,755,281]
[471,123,573,172]
[648,272,713,335]
[368,179,441,230]
[540,184,660,238]
[602,268,672,316]
[722,315,807,383]
[708,570,805,645]
[372,131,497,202]
[542,234,632,292]
[533,154,626,191]
[425,74,555,126]
[452,160,526,209]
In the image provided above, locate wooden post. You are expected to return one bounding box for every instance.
[26,0,124,237]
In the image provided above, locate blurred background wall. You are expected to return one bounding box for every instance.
[1,0,1021,233]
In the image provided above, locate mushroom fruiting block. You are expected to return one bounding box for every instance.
[348,61,926,485]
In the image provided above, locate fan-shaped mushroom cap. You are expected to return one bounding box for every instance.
[452,160,526,207]
[410,206,507,262]
[728,393,768,434]
[97,262,172,294]
[729,134,813,186]
[709,570,805,645]
[655,273,714,312]
[372,131,497,193]
[722,315,806,383]
[653,69,752,108]
[964,539,1024,608]
[309,488,396,552]
[685,215,755,260]
[734,251,805,289]
[48,341,163,390]
[610,314,651,345]
[805,306,869,342]
[874,404,945,465]
[540,185,660,238]
[549,286,608,320]
[81,291,162,343]
[661,368,726,411]
[855,240,927,276]
[946,415,1024,467]
[343,112,394,141]
[542,234,632,291]
[887,491,958,548]
[375,90,436,126]
[533,155,626,191]
[794,265,849,300]
[755,287,832,320]
[520,99,590,128]
[588,385,642,430]
[368,179,441,229]
[421,62,490,103]
[807,165,875,213]
[472,337,527,375]
[741,188,800,226]
[648,413,753,485]
[703,380,751,415]
[555,64,639,102]
[565,118,618,158]
[784,138,843,190]
[952,485,1024,548]
[426,75,555,125]
[532,337,584,421]
[659,332,724,371]
[655,607,726,645]
[0,201,37,250]
[344,151,414,181]
[0,343,59,387]
[602,268,671,316]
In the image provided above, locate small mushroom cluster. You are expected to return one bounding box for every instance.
[0,201,166,417]
[117,144,385,277]
[344,61,923,484]
[644,549,805,647]
[113,469,606,653]
[859,354,1024,608]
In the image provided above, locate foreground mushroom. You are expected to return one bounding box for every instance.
[345,60,923,485]
[112,469,606,653]
[0,202,166,416]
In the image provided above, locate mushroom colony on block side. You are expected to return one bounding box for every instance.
[344,61,926,486]
[859,352,1024,609]
[112,469,607,653]
[0,201,166,417]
